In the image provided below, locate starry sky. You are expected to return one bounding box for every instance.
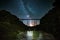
[0,0,54,19]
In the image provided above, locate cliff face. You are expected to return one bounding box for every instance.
[40,0,60,40]
[40,8,56,31]
[0,10,26,40]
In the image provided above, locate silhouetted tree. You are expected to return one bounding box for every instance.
[39,0,60,40]
[0,10,26,40]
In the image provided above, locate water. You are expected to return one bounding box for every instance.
[17,31,55,40]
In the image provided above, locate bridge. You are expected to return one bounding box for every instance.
[20,19,40,27]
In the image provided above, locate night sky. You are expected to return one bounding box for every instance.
[0,0,54,26]
[0,0,54,19]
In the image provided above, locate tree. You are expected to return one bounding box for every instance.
[40,0,60,40]
[0,10,26,40]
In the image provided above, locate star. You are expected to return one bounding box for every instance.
[27,15,30,18]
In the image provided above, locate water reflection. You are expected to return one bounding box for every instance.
[27,31,33,40]
[17,31,55,40]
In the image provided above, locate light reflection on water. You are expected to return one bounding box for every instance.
[17,31,55,40]
[27,31,33,40]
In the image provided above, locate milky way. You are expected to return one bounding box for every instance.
[0,0,54,19]
[19,0,54,19]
